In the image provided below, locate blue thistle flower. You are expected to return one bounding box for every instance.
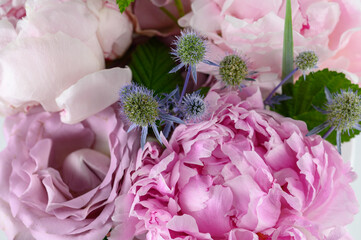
[306,87,361,154]
[119,84,183,149]
[218,53,256,89]
[169,29,218,102]
[181,91,207,122]
[295,51,319,80]
[264,50,319,107]
[160,88,208,137]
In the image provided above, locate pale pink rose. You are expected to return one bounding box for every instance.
[0,105,140,240]
[87,0,134,59]
[112,86,358,240]
[20,0,133,60]
[179,0,361,94]
[0,0,133,123]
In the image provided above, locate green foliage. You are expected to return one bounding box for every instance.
[116,0,134,13]
[199,87,210,97]
[275,69,361,145]
[282,0,294,84]
[129,38,184,95]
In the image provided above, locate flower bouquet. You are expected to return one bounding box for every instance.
[0,0,360,239]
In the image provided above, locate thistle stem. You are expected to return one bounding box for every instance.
[179,66,191,104]
[160,7,178,24]
[174,0,185,17]
[322,126,335,139]
[336,130,341,154]
[264,67,298,105]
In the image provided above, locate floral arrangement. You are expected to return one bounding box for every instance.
[0,0,359,240]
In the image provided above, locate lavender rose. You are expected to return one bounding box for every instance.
[112,86,358,240]
[0,106,139,239]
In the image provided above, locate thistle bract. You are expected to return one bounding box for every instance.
[182,91,206,122]
[120,85,159,127]
[219,54,249,86]
[173,30,206,66]
[295,51,318,72]
[326,89,361,132]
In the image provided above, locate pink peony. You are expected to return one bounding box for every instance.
[112,86,358,240]
[179,0,361,94]
[0,0,133,123]
[0,105,140,240]
[0,0,26,25]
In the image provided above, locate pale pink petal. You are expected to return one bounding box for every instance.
[328,0,361,50]
[178,175,212,212]
[96,5,133,59]
[56,67,131,124]
[18,0,98,41]
[18,0,103,61]
[302,2,340,39]
[329,29,361,78]
[0,32,103,112]
[326,227,352,240]
[166,214,212,239]
[188,185,234,237]
[61,149,110,194]
[222,0,282,20]
[228,229,258,240]
[0,199,34,240]
[0,19,16,49]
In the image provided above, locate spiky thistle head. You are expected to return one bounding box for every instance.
[181,91,207,122]
[119,84,159,127]
[219,54,249,87]
[325,88,361,132]
[172,29,206,66]
[306,87,361,154]
[295,51,318,72]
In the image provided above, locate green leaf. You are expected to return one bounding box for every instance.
[199,87,210,97]
[281,0,294,84]
[116,0,134,13]
[128,38,184,95]
[274,69,361,145]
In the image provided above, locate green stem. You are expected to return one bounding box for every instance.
[160,7,178,24]
[174,0,185,17]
